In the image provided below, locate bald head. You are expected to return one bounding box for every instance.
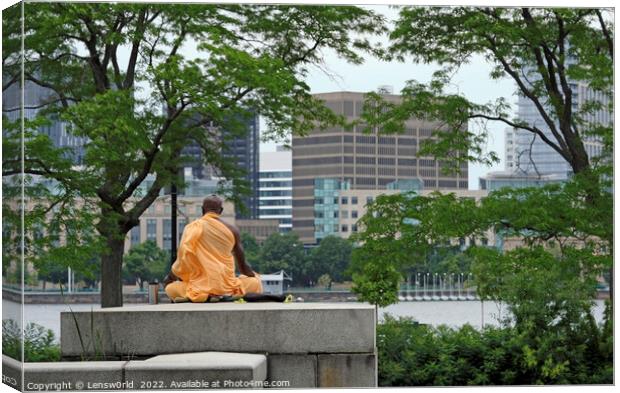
[202,195,223,215]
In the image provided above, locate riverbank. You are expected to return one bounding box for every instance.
[2,287,611,304]
[1,287,358,304]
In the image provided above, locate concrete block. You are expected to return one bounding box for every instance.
[2,355,22,391]
[23,360,126,391]
[61,303,375,357]
[124,352,266,390]
[318,354,377,388]
[266,354,317,388]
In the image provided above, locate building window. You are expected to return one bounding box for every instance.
[341,210,349,219]
[351,196,358,204]
[341,224,348,232]
[146,219,157,242]
[130,225,141,247]
[352,224,358,232]
[163,219,172,250]
[352,210,358,219]
[341,197,348,205]
[366,196,373,205]
[178,220,187,243]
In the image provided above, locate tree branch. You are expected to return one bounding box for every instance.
[482,31,570,159]
[468,113,569,161]
[124,8,154,90]
[595,9,613,58]
[114,102,187,204]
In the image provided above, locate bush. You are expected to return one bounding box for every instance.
[377,312,612,386]
[2,319,61,362]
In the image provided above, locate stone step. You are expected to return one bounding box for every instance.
[3,352,266,391]
[125,352,267,389]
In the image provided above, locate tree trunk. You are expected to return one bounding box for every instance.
[100,233,125,308]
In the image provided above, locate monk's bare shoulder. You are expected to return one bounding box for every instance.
[216,217,240,240]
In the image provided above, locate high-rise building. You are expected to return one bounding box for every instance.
[178,114,260,219]
[292,91,469,244]
[225,113,260,220]
[259,147,292,232]
[504,127,516,171]
[511,77,610,177]
[2,80,88,164]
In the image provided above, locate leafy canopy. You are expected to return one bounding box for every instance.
[2,3,385,305]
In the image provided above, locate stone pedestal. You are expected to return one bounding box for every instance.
[59,302,377,388]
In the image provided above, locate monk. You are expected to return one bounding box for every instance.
[163,195,262,303]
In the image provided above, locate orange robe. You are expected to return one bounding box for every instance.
[164,212,262,302]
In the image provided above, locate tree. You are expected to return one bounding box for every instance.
[352,181,612,379]
[122,241,168,290]
[2,3,385,306]
[362,7,612,178]
[352,7,612,307]
[36,260,67,290]
[308,235,353,283]
[317,273,332,290]
[257,232,307,286]
[240,231,260,269]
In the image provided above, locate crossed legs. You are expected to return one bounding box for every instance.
[164,275,263,303]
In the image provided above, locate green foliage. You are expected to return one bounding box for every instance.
[2,320,61,362]
[378,314,613,386]
[317,273,332,289]
[356,176,612,384]
[359,7,612,177]
[122,241,169,289]
[240,231,260,268]
[308,235,353,282]
[352,175,611,305]
[470,246,599,329]
[244,233,352,287]
[351,261,400,307]
[2,3,384,306]
[256,232,307,286]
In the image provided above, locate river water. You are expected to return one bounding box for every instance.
[1,299,608,341]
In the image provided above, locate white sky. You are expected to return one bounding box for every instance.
[259,4,515,189]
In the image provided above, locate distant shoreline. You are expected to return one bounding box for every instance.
[2,287,610,305]
[1,287,359,304]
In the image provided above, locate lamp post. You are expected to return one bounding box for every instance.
[170,182,177,268]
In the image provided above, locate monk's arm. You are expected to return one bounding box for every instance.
[163,271,179,288]
[231,228,256,277]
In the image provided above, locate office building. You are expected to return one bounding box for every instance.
[292,91,468,244]
[259,147,293,232]
[178,113,260,220]
[222,113,260,220]
[2,79,88,164]
[511,75,610,177]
